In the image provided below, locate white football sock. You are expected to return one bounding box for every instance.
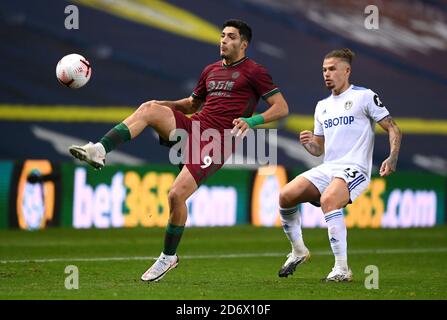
[280,206,307,256]
[324,209,348,270]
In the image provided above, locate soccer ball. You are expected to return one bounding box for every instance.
[56,53,92,88]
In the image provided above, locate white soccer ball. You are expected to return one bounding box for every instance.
[56,53,92,89]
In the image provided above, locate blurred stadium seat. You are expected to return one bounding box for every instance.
[0,0,446,173]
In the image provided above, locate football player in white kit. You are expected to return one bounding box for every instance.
[278,48,402,282]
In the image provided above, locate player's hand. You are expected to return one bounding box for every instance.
[379,157,397,176]
[299,130,314,145]
[231,118,250,138]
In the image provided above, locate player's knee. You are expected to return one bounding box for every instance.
[320,193,337,212]
[168,187,186,206]
[321,192,348,212]
[137,101,159,123]
[168,188,179,205]
[279,189,294,208]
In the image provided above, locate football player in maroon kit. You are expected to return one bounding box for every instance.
[69,19,289,282]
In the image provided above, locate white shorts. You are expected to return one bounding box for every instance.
[300,164,370,205]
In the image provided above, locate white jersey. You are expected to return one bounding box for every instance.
[313,84,390,177]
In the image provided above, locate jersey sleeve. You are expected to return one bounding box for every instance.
[252,64,280,100]
[313,103,324,136]
[191,65,212,100]
[364,89,390,122]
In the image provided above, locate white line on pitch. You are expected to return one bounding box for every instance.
[1,247,447,264]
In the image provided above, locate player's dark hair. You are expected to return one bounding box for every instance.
[325,48,355,65]
[222,19,252,43]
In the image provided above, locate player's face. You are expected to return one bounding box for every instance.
[322,58,350,91]
[220,27,247,61]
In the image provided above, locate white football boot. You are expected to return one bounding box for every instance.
[323,266,353,282]
[69,142,106,170]
[278,248,311,277]
[141,252,179,282]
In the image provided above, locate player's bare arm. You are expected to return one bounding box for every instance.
[154,96,204,114]
[260,92,289,123]
[300,130,324,156]
[378,115,402,176]
[231,92,289,137]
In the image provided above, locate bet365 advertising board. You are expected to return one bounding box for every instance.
[60,163,250,229]
[250,168,445,228]
[0,160,445,230]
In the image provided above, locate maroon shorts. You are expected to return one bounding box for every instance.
[170,109,233,185]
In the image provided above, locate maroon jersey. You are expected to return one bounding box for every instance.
[191,57,279,132]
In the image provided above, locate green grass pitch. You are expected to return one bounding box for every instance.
[0,226,446,299]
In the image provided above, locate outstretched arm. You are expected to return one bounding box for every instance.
[258,92,289,123]
[300,130,324,157]
[155,96,204,115]
[231,92,289,136]
[377,115,402,176]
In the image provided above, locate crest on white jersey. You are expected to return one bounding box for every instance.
[344,100,353,110]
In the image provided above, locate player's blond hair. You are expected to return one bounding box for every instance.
[325,48,355,65]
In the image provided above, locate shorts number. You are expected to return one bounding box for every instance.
[344,168,359,178]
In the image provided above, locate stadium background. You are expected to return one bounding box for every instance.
[0,0,446,300]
